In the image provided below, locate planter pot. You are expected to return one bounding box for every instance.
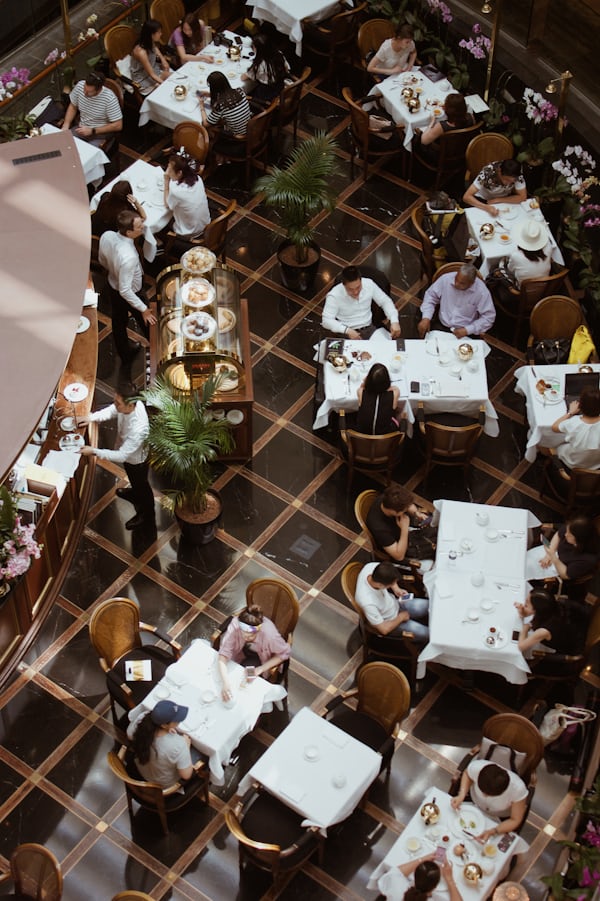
[277,240,321,294]
[175,489,222,545]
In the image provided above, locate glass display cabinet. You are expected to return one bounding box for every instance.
[152,259,254,461]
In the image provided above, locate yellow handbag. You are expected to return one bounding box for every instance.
[568,324,596,364]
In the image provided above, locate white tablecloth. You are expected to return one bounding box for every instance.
[249,0,340,55]
[313,332,498,437]
[514,363,600,462]
[128,639,287,784]
[368,789,528,896]
[238,706,381,831]
[374,68,454,150]
[417,499,541,685]
[139,33,253,128]
[90,158,170,262]
[465,202,564,278]
[40,123,109,185]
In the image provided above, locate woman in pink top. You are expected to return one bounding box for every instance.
[217,605,291,701]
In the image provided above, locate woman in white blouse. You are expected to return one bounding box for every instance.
[163,151,210,238]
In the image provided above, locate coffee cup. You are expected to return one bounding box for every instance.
[471,572,484,587]
[467,360,479,373]
[475,511,489,526]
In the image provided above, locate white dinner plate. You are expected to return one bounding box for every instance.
[496,205,519,220]
[303,744,320,762]
[63,382,89,403]
[155,685,170,699]
[76,316,90,334]
[534,377,563,404]
[183,713,203,731]
[451,804,485,838]
[59,433,84,451]
[482,629,508,649]
[201,689,216,704]
[226,409,244,425]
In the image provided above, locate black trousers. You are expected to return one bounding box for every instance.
[124,460,154,520]
[107,284,147,364]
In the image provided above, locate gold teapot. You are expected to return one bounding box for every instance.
[457,342,474,361]
[407,97,421,113]
[173,83,188,101]
[463,863,483,884]
[327,353,348,372]
[227,44,241,61]
[419,801,440,826]
[401,87,414,99]
[479,222,495,240]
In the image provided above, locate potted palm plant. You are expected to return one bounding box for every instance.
[254,132,338,293]
[143,375,234,545]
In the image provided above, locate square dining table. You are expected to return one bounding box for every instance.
[40,123,109,185]
[128,639,287,785]
[374,69,455,150]
[138,33,254,129]
[313,333,498,436]
[90,158,170,262]
[417,499,541,684]
[248,0,341,55]
[237,706,381,831]
[514,362,600,461]
[367,789,528,897]
[464,202,565,278]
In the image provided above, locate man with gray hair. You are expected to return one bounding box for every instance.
[417,263,496,338]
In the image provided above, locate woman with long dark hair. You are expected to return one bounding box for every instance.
[198,71,252,158]
[170,13,214,65]
[162,151,210,237]
[516,588,581,654]
[241,32,289,103]
[128,700,193,788]
[378,855,463,901]
[92,180,146,236]
[131,19,170,95]
[419,93,474,151]
[526,515,599,584]
[356,362,400,434]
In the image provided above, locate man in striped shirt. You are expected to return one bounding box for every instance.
[62,71,122,146]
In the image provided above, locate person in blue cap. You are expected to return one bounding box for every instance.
[129,699,194,788]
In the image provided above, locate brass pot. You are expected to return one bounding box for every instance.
[420,801,440,826]
[173,83,187,100]
[457,342,474,361]
[327,353,348,372]
[480,222,495,240]
[407,97,421,113]
[401,87,414,99]
[227,45,241,60]
[463,863,483,884]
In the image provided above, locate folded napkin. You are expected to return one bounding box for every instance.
[41,450,79,482]
[83,288,98,308]
[435,379,469,398]
[322,730,349,749]
[281,782,306,804]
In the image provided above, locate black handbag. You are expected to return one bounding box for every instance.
[533,338,571,365]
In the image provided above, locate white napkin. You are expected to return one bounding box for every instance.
[281,782,305,804]
[435,379,469,398]
[41,451,78,483]
[322,730,349,749]
[83,288,98,308]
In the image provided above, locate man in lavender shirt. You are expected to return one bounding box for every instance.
[417,263,496,339]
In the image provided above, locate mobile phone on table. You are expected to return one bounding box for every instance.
[410,381,420,393]
[511,630,520,642]
[497,833,516,853]
[235,35,243,44]
[434,846,447,863]
[396,338,405,351]
[245,665,256,683]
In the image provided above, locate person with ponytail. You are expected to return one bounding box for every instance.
[378,854,464,901]
[163,150,210,238]
[217,605,291,702]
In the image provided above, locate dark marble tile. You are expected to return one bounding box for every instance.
[306,467,386,532]
[41,630,107,706]
[0,786,91,859]
[297,92,347,136]
[278,870,338,899]
[0,759,24,806]
[22,603,75,665]
[87,495,167,545]
[277,308,323,364]
[368,743,451,824]
[112,800,217,869]
[61,535,128,610]
[218,474,288,544]
[312,207,381,261]
[321,807,389,894]
[292,599,358,681]
[476,413,531,472]
[46,726,123,816]
[320,548,372,609]
[148,535,241,598]
[251,352,314,416]
[485,344,521,390]
[182,822,255,899]
[497,486,561,524]
[345,177,422,226]
[227,217,278,271]
[362,234,423,292]
[60,834,161,901]
[0,682,83,768]
[89,463,119,506]
[413,464,502,505]
[209,557,288,618]
[261,256,333,301]
[251,408,276,445]
[411,685,495,764]
[290,398,339,446]
[245,281,303,341]
[119,572,192,632]
[259,510,351,583]
[249,428,334,495]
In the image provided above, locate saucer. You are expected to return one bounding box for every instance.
[303,745,320,762]
[485,529,500,542]
[460,538,474,553]
[480,599,494,613]
[59,433,84,450]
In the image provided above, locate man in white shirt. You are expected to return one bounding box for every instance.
[79,381,154,530]
[355,561,429,641]
[322,266,401,339]
[451,760,528,841]
[98,210,157,365]
[61,71,122,146]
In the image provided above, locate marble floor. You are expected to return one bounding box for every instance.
[0,51,594,901]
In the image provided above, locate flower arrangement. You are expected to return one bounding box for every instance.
[0,486,42,589]
[543,777,600,901]
[0,67,31,103]
[459,23,491,59]
[552,145,598,200]
[425,0,453,24]
[523,87,559,124]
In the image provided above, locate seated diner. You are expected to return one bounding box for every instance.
[217,606,291,702]
[463,159,527,215]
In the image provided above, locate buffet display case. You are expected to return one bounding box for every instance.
[152,260,254,461]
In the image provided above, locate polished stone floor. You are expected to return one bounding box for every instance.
[0,51,594,901]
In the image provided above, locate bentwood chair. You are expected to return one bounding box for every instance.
[322,661,411,777]
[89,597,182,728]
[171,121,210,166]
[225,784,323,889]
[0,843,63,900]
[526,601,600,686]
[411,201,437,285]
[417,402,485,483]
[274,67,311,147]
[448,713,544,830]
[112,893,154,901]
[342,561,421,687]
[432,260,484,282]
[104,25,144,109]
[540,448,600,517]
[338,409,406,489]
[211,578,299,687]
[211,100,277,188]
[490,265,569,345]
[102,77,124,159]
[107,744,209,836]
[465,132,514,182]
[526,295,583,364]
[357,18,395,79]
[354,490,426,594]
[163,199,238,264]
[413,120,482,190]
[149,0,184,43]
[342,86,407,181]
[302,2,367,78]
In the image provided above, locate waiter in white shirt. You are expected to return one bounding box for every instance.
[79,381,154,530]
[98,210,157,365]
[322,265,401,339]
